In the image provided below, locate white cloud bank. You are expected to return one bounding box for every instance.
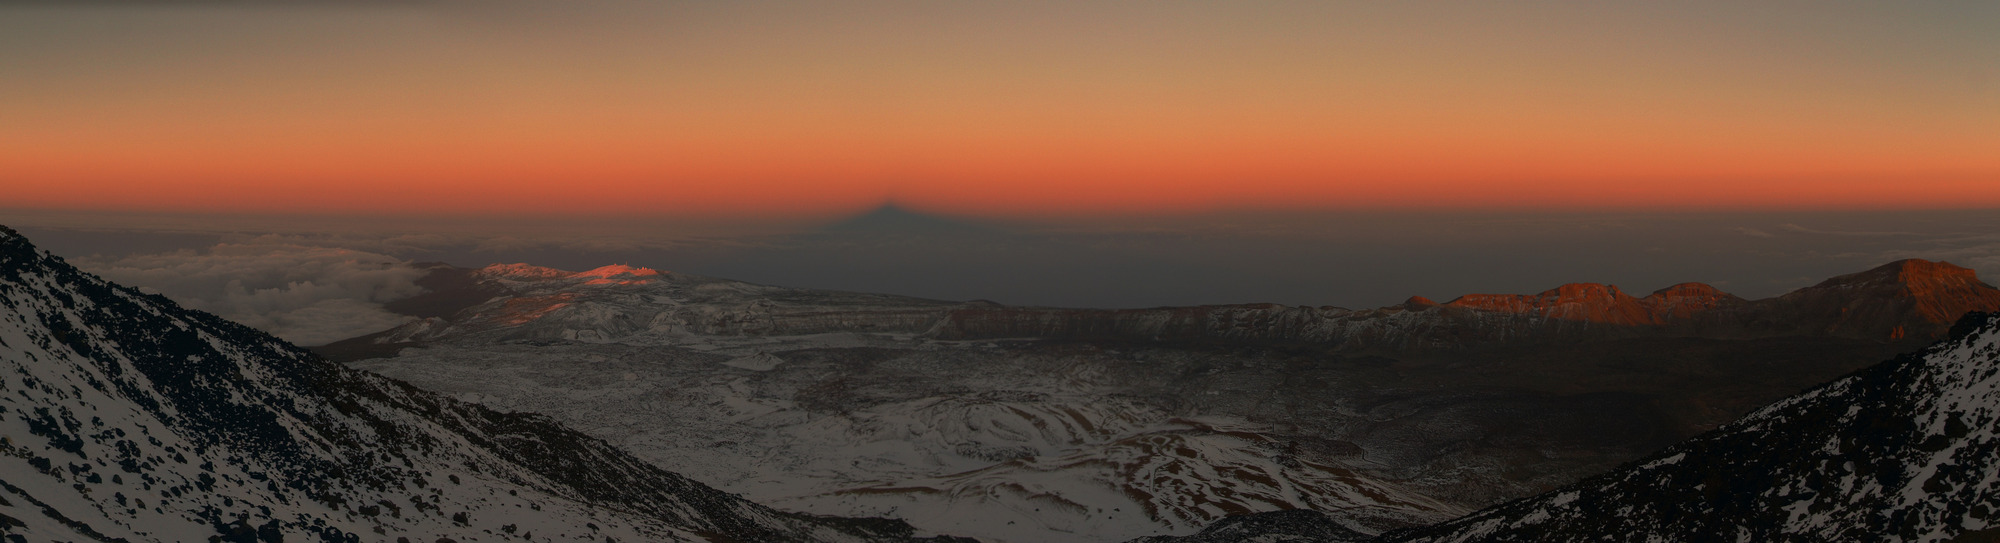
[73,238,428,346]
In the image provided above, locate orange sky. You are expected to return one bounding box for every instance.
[3,2,1996,217]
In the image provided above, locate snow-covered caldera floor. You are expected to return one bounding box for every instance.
[345,261,1984,542]
[358,337,1462,543]
[348,264,1465,542]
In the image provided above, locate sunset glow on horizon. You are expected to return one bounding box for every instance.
[5,1,1997,218]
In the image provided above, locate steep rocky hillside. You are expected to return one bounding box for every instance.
[1159,312,2000,542]
[1376,311,2000,542]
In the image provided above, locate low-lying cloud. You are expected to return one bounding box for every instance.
[73,240,427,346]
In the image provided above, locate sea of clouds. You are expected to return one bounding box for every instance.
[73,238,430,346]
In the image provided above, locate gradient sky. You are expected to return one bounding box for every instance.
[3,1,1998,217]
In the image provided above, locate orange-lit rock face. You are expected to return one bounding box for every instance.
[579,265,664,286]
[1839,259,1995,324]
[1815,259,1981,290]
[1420,259,2000,340]
[493,294,576,325]
[1642,282,1748,320]
[477,263,665,286]
[574,265,664,279]
[1779,259,2000,339]
[1440,282,1744,327]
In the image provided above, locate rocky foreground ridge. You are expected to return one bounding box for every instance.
[1144,312,2000,542]
[1388,310,2000,540]
[0,226,957,542]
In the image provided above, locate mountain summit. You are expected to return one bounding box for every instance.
[1813,258,1988,291]
[1771,259,2000,340]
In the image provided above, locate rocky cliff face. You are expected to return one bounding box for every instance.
[1756,259,2000,341]
[0,226,950,543]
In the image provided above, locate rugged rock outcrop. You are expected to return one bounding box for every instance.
[1754,259,2000,341]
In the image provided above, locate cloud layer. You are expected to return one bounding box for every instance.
[73,238,427,346]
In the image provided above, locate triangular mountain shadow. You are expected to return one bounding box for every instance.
[814,203,997,237]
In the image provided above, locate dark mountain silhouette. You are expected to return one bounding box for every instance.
[815,203,996,237]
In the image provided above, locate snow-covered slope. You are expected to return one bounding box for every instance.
[0,226,948,542]
[332,259,1996,543]
[1373,311,2000,542]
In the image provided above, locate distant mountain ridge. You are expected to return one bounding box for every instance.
[338,258,2000,355]
[929,259,2000,349]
